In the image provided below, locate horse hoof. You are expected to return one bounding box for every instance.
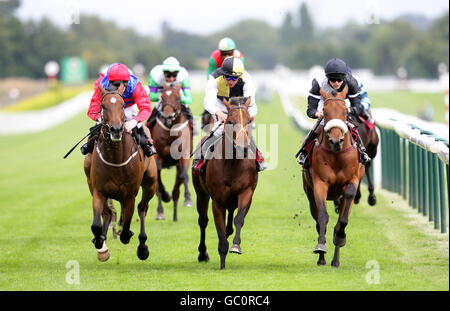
[137,245,149,261]
[97,242,110,262]
[317,257,326,266]
[354,198,360,204]
[229,244,242,254]
[184,199,193,207]
[331,260,340,268]
[161,192,171,203]
[198,252,210,262]
[120,230,134,245]
[156,213,166,220]
[368,196,377,206]
[313,243,327,254]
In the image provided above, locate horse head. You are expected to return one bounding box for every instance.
[320,85,349,152]
[223,96,251,157]
[160,82,182,128]
[98,82,126,142]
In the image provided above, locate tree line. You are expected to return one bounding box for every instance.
[1,0,448,79]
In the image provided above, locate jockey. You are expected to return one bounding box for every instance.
[193,56,267,172]
[146,56,198,135]
[206,37,245,78]
[296,58,371,166]
[80,63,157,157]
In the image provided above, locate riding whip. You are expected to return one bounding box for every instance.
[294,117,323,159]
[63,123,102,159]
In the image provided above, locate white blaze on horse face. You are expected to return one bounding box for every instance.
[110,97,117,104]
[165,90,172,96]
[324,119,348,134]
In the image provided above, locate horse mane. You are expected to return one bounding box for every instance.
[229,96,248,106]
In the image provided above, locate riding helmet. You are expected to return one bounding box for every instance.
[218,37,236,51]
[162,57,181,72]
[220,57,244,78]
[108,63,130,81]
[324,58,347,79]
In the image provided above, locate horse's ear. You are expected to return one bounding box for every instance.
[223,98,232,111]
[337,84,348,99]
[117,82,126,96]
[98,82,106,97]
[319,88,330,100]
[244,97,251,108]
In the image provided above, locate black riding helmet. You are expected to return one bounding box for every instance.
[324,58,347,80]
[220,57,245,78]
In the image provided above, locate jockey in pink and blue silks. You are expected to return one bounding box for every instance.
[81,63,157,157]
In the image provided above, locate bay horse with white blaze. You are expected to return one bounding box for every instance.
[302,86,365,267]
[193,97,258,270]
[84,83,157,261]
[148,82,193,221]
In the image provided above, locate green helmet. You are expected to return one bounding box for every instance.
[218,37,236,51]
[162,57,180,72]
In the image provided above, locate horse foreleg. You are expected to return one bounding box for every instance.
[230,189,253,255]
[91,190,107,250]
[171,165,184,222]
[136,165,157,260]
[332,183,357,268]
[155,159,167,220]
[195,186,210,263]
[212,201,228,270]
[180,158,193,207]
[312,182,329,263]
[119,198,136,245]
[365,162,377,206]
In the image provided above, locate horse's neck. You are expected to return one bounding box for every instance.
[99,134,135,162]
[219,137,252,165]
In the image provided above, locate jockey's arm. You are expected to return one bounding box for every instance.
[346,75,362,116]
[87,75,104,122]
[180,76,193,106]
[148,73,162,103]
[243,73,257,118]
[133,81,152,123]
[307,79,321,119]
[204,75,221,117]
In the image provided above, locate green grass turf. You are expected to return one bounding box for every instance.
[0,92,447,291]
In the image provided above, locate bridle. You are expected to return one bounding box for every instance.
[158,92,182,127]
[224,104,250,148]
[100,91,126,139]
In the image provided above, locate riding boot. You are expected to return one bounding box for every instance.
[133,126,157,157]
[354,128,371,165]
[80,123,102,155]
[249,136,267,172]
[296,129,317,165]
[146,108,159,130]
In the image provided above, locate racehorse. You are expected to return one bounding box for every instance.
[193,97,258,269]
[149,82,193,221]
[349,112,378,206]
[302,86,365,267]
[83,82,157,261]
[333,111,379,211]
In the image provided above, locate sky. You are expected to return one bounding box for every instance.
[15,0,450,37]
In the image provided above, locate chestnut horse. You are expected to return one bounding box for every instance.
[193,97,258,269]
[149,82,193,221]
[84,83,157,261]
[302,86,365,268]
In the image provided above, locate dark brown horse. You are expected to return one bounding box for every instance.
[193,97,258,269]
[84,83,157,261]
[349,112,378,206]
[302,86,365,268]
[150,82,193,221]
